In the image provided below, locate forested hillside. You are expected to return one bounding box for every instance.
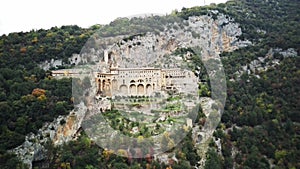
[0,0,299,168]
[0,25,96,168]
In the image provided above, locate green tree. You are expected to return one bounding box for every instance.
[204,148,222,169]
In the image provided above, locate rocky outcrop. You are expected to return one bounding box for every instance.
[43,12,250,70]
[100,13,250,69]
[232,48,298,81]
[53,103,86,145]
[192,97,222,168]
[11,102,87,168]
[39,59,63,70]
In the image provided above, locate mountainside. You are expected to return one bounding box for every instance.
[0,0,299,169]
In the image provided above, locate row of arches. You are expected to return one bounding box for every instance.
[97,78,156,96]
[119,84,153,96]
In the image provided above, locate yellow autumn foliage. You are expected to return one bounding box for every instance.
[37,94,47,102]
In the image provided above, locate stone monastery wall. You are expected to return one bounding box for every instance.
[95,67,197,97]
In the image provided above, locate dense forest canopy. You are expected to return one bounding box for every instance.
[0,0,299,168]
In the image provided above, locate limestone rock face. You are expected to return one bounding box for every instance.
[53,106,86,145]
[39,59,62,70]
[232,48,298,81]
[11,102,87,169]
[49,13,250,69]
[101,14,250,68]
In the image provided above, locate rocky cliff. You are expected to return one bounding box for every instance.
[95,12,251,69]
[11,103,87,168]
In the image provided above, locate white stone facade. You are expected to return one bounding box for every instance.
[95,67,198,97]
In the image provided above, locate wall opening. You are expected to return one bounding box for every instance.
[137,84,144,95]
[130,84,137,95]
